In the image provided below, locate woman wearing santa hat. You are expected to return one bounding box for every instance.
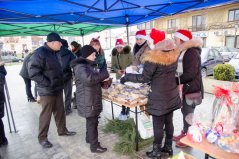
[132,29,151,68]
[111,38,133,120]
[173,29,204,148]
[111,38,132,79]
[120,28,182,159]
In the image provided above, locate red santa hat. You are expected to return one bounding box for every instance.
[174,29,192,41]
[135,30,147,40]
[147,28,165,49]
[115,38,124,48]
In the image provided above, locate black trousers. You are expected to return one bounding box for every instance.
[22,77,34,99]
[181,99,195,133]
[152,111,174,145]
[86,116,99,150]
[0,119,7,144]
[63,79,72,112]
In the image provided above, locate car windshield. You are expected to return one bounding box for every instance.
[228,48,239,52]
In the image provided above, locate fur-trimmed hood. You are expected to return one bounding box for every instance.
[112,45,131,56]
[142,48,180,66]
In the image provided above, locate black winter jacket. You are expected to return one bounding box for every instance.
[60,46,76,82]
[176,47,204,97]
[0,65,6,118]
[28,44,64,96]
[124,49,182,116]
[71,57,109,118]
[19,53,32,78]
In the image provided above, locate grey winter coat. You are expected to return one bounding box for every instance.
[71,57,109,118]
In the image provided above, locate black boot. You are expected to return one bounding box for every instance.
[146,143,161,159]
[161,139,173,156]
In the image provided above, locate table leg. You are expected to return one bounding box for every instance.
[205,153,209,159]
[111,101,114,120]
[135,106,138,151]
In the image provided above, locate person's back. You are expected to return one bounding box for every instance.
[19,53,32,78]
[19,53,36,102]
[120,29,181,158]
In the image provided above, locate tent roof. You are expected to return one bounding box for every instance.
[0,23,114,36]
[0,0,237,26]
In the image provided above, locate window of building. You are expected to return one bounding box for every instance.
[146,21,154,30]
[137,21,153,30]
[225,36,239,48]
[168,19,176,29]
[228,9,239,21]
[192,15,206,31]
[10,44,15,50]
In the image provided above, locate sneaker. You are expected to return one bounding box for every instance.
[173,130,187,142]
[175,140,189,148]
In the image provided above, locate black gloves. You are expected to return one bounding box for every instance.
[120,76,126,84]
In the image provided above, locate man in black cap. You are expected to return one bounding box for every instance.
[28,32,76,148]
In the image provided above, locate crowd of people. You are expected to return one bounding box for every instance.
[0,28,204,158]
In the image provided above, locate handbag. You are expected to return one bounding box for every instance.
[185,91,202,107]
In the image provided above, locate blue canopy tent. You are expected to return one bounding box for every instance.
[0,0,238,25]
[0,0,238,43]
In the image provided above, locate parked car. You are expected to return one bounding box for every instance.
[228,53,239,79]
[201,48,224,77]
[213,46,239,62]
[0,55,23,63]
[11,57,23,62]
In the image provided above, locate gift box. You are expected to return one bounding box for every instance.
[210,83,239,153]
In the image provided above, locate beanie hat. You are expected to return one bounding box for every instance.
[135,30,147,40]
[47,32,62,42]
[71,41,80,48]
[81,45,96,58]
[147,28,165,49]
[115,38,125,48]
[174,29,192,41]
[61,39,68,48]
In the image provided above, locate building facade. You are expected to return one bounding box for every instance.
[153,3,239,48]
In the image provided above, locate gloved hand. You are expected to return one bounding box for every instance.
[120,76,127,84]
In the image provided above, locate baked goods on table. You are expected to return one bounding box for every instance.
[102,81,150,106]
